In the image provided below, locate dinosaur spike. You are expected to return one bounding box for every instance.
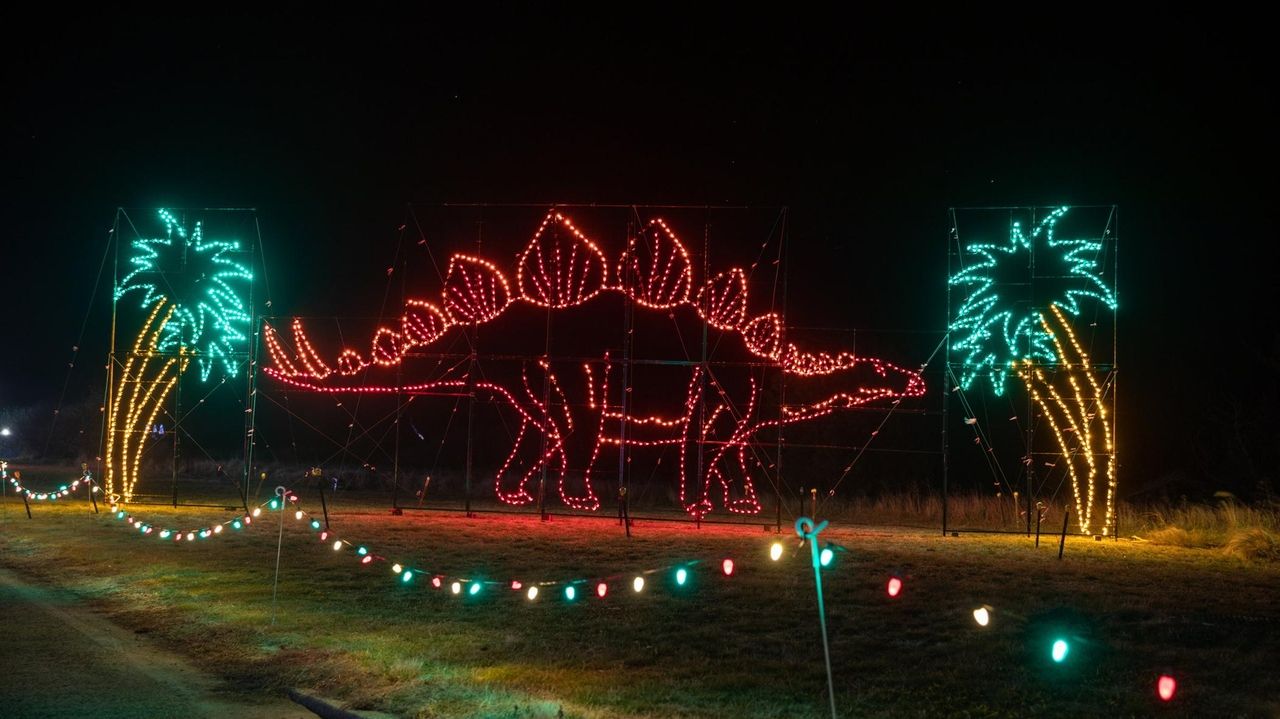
[262,322,300,377]
[292,318,331,379]
[518,211,608,308]
[401,299,448,347]
[370,328,403,366]
[743,313,784,360]
[336,349,365,376]
[442,254,512,324]
[696,268,748,330]
[617,218,693,309]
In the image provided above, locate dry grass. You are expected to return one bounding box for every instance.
[2,469,1279,717]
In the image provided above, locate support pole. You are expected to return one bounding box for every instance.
[318,481,331,530]
[84,464,99,514]
[172,368,181,508]
[1058,509,1069,560]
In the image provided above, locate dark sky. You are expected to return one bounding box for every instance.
[2,12,1275,495]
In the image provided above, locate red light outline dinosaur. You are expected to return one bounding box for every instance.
[264,211,926,516]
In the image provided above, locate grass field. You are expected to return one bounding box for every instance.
[2,473,1278,718]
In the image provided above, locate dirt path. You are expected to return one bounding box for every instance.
[0,564,311,719]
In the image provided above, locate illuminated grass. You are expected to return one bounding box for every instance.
[1,484,1278,717]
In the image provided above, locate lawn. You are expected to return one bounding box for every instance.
[1,474,1278,718]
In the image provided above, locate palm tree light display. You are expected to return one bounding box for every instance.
[949,207,1117,534]
[104,209,252,502]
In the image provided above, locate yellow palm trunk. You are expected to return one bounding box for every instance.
[104,300,190,503]
[1013,304,1116,535]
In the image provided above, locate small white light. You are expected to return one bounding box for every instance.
[973,606,991,627]
[632,576,645,593]
[332,540,343,551]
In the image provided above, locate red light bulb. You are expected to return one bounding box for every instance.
[1157,675,1176,702]
[887,577,903,597]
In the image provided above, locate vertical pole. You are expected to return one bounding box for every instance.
[1035,506,1042,547]
[242,215,264,516]
[1058,509,1069,560]
[697,214,709,526]
[318,480,330,530]
[392,222,406,511]
[616,219,633,525]
[1025,207,1034,537]
[775,208,789,534]
[464,335,476,518]
[85,465,99,514]
[99,213,121,500]
[172,360,181,508]
[463,215,481,519]
[1112,206,1120,542]
[537,305,552,522]
[22,491,32,520]
[943,210,955,537]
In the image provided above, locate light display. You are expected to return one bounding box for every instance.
[948,207,1116,535]
[949,207,1115,395]
[2,462,101,501]
[265,209,926,517]
[1014,304,1117,535]
[114,209,253,382]
[105,210,253,502]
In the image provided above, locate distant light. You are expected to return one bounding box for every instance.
[596,582,608,598]
[632,576,645,593]
[1157,675,1177,701]
[527,586,539,600]
[1,428,11,437]
[887,577,903,597]
[722,559,735,576]
[769,542,784,561]
[675,568,688,586]
[1051,639,1069,663]
[819,547,834,567]
[973,607,991,627]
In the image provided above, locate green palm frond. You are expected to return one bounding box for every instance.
[949,206,1115,395]
[114,209,253,381]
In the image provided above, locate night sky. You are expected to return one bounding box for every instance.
[3,13,1275,498]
